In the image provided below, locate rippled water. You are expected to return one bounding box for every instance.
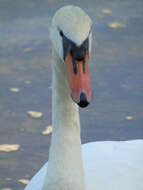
[0,0,143,189]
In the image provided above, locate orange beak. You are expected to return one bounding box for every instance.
[65,51,92,107]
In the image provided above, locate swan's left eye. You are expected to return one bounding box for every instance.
[59,30,64,37]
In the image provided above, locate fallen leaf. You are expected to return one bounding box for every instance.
[24,80,31,85]
[24,48,32,53]
[0,144,20,153]
[41,125,52,135]
[9,88,20,93]
[18,179,29,185]
[27,111,43,119]
[125,116,133,121]
[108,22,125,29]
[102,9,112,15]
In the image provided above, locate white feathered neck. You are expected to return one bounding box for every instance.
[42,50,86,190]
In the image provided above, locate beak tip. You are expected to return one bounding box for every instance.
[77,92,90,108]
[78,101,89,108]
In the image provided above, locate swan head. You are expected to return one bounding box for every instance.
[51,6,92,108]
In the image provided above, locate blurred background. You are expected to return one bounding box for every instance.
[0,0,143,189]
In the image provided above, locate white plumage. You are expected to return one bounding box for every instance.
[25,140,143,190]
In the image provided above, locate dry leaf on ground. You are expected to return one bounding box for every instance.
[125,116,133,121]
[41,125,53,135]
[0,144,20,152]
[18,179,29,185]
[23,48,32,53]
[9,88,20,93]
[24,80,31,85]
[102,9,112,15]
[27,111,43,119]
[108,22,125,29]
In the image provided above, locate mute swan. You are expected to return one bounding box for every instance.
[25,6,143,190]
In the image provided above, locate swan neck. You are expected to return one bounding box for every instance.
[43,50,85,190]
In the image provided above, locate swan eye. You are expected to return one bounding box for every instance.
[59,30,64,37]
